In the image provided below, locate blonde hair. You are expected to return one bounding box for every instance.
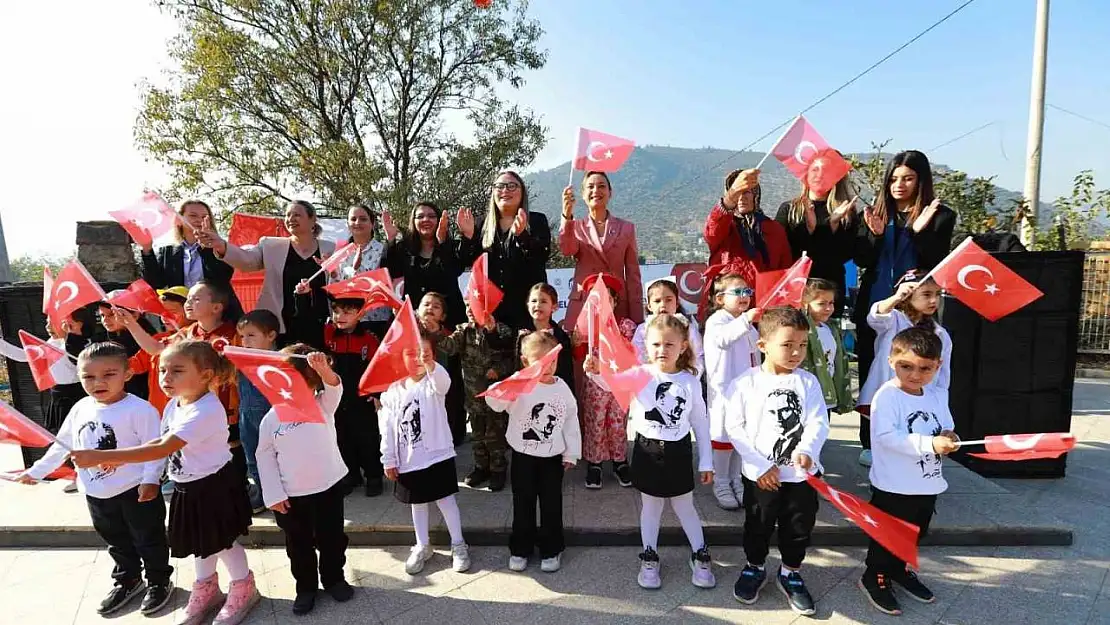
[174,200,215,243]
[160,339,235,389]
[520,330,559,364]
[786,173,856,227]
[645,313,697,374]
[482,170,529,249]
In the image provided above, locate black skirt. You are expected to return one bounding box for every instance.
[44,383,85,433]
[631,433,695,498]
[394,458,459,504]
[168,462,252,558]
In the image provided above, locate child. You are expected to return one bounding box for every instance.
[236,310,279,513]
[703,269,761,510]
[380,333,471,575]
[575,273,637,490]
[255,344,354,616]
[857,270,952,467]
[19,342,173,616]
[587,313,714,590]
[97,298,157,400]
[859,328,959,615]
[632,277,705,375]
[724,307,829,617]
[435,303,517,491]
[321,296,383,496]
[70,340,259,625]
[128,287,190,416]
[801,279,853,416]
[156,286,190,330]
[487,331,580,573]
[42,308,96,435]
[517,283,575,390]
[417,292,467,446]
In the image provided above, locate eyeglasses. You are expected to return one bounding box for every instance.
[492,182,520,191]
[724,287,754,298]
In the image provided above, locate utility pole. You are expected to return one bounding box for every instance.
[1021,0,1050,247]
[0,210,11,284]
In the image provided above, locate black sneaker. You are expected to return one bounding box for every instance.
[585,463,603,489]
[140,581,174,615]
[465,468,491,488]
[292,591,317,615]
[325,579,355,602]
[488,471,507,492]
[97,578,145,615]
[892,567,935,603]
[613,462,632,487]
[364,478,384,497]
[732,564,767,604]
[860,571,902,615]
[777,570,816,616]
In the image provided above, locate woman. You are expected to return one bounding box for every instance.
[701,168,793,318]
[853,150,955,465]
[382,202,469,326]
[138,199,242,318]
[458,171,550,331]
[774,155,860,316]
[199,200,336,348]
[336,203,391,337]
[559,171,644,330]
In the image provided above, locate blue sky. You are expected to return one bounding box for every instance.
[2,0,1108,258]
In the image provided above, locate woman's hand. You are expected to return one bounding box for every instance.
[724,169,760,210]
[436,211,450,244]
[829,197,858,231]
[862,204,885,236]
[512,208,528,236]
[561,186,575,220]
[912,198,942,233]
[196,217,227,255]
[456,207,476,239]
[294,279,311,295]
[804,202,817,234]
[382,212,399,242]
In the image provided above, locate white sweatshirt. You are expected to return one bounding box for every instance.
[869,381,954,496]
[632,313,705,377]
[162,392,233,483]
[723,367,829,483]
[255,381,348,507]
[487,377,581,463]
[379,363,455,474]
[858,304,952,406]
[28,394,163,498]
[703,309,760,442]
[623,366,712,473]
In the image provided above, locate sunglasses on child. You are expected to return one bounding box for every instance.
[723,287,754,298]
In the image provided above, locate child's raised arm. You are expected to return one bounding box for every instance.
[116,308,168,356]
[70,434,186,468]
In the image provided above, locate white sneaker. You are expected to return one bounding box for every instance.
[713,482,740,510]
[540,553,562,573]
[637,548,662,589]
[405,545,434,575]
[730,479,745,508]
[508,555,528,572]
[63,480,78,494]
[451,543,471,572]
[859,449,873,467]
[689,548,716,589]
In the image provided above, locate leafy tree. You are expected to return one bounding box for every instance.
[1028,170,1110,250]
[9,254,68,283]
[136,0,548,226]
[845,140,891,202]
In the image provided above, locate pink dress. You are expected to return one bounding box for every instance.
[579,317,638,464]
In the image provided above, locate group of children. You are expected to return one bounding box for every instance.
[14,259,956,620]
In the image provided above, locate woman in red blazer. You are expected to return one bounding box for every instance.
[701,168,793,318]
[559,171,645,330]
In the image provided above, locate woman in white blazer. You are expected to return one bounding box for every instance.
[200,200,336,348]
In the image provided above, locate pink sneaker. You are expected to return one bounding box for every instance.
[174,573,224,625]
[213,571,260,625]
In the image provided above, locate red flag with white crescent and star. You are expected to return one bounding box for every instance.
[317,241,358,276]
[927,238,1043,321]
[572,128,636,173]
[806,475,921,569]
[595,292,651,411]
[359,297,422,395]
[45,260,107,338]
[18,330,67,391]
[324,267,402,313]
[756,255,812,309]
[42,266,54,314]
[968,432,1075,461]
[108,192,180,248]
[107,280,176,327]
[0,399,58,448]
[463,253,504,327]
[478,344,563,402]
[222,346,324,423]
[770,116,852,195]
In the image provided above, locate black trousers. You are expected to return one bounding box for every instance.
[273,481,349,594]
[856,321,877,450]
[742,478,819,569]
[87,486,173,586]
[865,488,936,575]
[336,408,383,483]
[509,451,565,558]
[445,357,467,445]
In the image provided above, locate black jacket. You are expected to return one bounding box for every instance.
[383,240,468,326]
[458,212,550,331]
[774,200,858,314]
[140,243,242,317]
[323,321,380,412]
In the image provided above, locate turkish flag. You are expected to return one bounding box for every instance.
[770,116,852,195]
[574,276,614,357]
[46,260,107,332]
[0,399,57,448]
[0,465,77,482]
[478,344,563,402]
[596,294,651,411]
[324,267,402,313]
[928,238,1044,322]
[463,253,503,327]
[222,346,324,423]
[359,297,421,394]
[756,255,812,309]
[317,241,358,276]
[968,432,1076,461]
[108,192,180,248]
[107,280,175,326]
[228,213,289,246]
[806,475,921,569]
[573,128,636,173]
[18,330,67,391]
[42,267,54,314]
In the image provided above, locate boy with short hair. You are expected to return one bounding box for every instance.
[859,327,959,616]
[723,306,829,617]
[237,309,280,512]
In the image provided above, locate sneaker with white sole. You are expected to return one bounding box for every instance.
[508,555,528,572]
[689,547,716,588]
[405,545,434,574]
[451,543,471,572]
[540,553,562,573]
[637,548,662,589]
[858,449,873,467]
[713,482,740,510]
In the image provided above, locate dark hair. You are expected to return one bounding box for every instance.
[288,200,323,236]
[194,280,233,322]
[237,309,280,335]
[404,202,442,253]
[520,330,559,360]
[161,339,235,388]
[582,171,612,193]
[645,313,697,374]
[330,297,366,312]
[894,275,940,325]
[890,327,942,361]
[645,279,687,316]
[348,203,377,225]
[529,283,558,305]
[68,305,99,336]
[77,341,130,368]
[803,278,839,304]
[283,343,325,391]
[758,306,810,339]
[874,150,935,225]
[420,291,447,309]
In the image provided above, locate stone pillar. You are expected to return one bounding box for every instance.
[75,221,139,284]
